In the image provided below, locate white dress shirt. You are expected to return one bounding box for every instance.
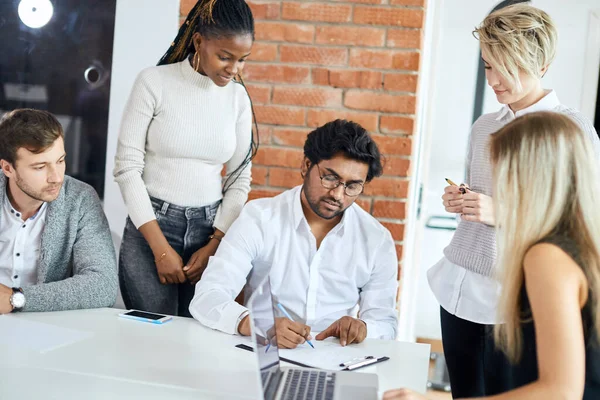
[190,186,399,339]
[427,257,501,324]
[0,193,47,288]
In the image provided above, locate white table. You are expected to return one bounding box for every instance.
[0,308,430,399]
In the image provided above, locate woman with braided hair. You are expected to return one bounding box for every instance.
[114,0,258,317]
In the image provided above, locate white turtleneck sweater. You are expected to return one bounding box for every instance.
[114,59,252,232]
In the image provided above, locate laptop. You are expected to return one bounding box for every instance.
[247,277,379,400]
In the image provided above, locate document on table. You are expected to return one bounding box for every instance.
[0,315,92,353]
[278,335,385,371]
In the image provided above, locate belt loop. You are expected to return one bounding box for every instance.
[160,201,169,215]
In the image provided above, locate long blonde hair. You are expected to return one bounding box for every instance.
[491,111,600,362]
[473,4,557,91]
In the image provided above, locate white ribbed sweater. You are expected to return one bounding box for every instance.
[444,91,600,277]
[113,59,252,231]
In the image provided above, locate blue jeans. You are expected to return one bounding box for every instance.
[118,197,218,317]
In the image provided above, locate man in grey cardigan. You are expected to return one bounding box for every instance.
[0,108,117,314]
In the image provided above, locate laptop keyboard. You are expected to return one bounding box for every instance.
[281,370,336,400]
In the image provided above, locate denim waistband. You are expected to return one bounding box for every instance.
[149,196,220,220]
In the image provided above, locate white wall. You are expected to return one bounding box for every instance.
[409,0,600,341]
[104,0,179,249]
[104,0,179,307]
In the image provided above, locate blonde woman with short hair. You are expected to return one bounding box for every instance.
[385,111,600,399]
[425,4,600,398]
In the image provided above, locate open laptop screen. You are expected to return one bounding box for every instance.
[247,277,282,400]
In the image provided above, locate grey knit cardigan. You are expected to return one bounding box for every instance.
[0,174,118,311]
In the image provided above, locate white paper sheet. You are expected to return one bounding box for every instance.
[0,315,93,353]
[278,336,386,371]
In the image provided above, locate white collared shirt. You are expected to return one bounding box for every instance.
[0,193,47,288]
[190,186,399,339]
[428,89,600,324]
[495,89,561,121]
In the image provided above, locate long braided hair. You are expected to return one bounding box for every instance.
[157,0,259,192]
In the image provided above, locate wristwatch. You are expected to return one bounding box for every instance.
[10,287,25,312]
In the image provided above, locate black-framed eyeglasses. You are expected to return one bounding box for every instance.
[315,164,364,197]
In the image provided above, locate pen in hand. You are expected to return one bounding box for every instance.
[445,178,467,194]
[276,303,315,349]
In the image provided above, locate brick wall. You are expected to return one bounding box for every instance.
[180,0,426,280]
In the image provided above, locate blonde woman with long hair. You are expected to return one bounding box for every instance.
[426,4,600,397]
[386,112,600,399]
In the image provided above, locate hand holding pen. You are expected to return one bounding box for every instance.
[442,178,469,214]
[444,178,495,226]
[275,303,314,349]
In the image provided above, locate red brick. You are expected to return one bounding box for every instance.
[349,49,393,69]
[254,105,305,126]
[257,124,273,144]
[387,29,423,49]
[331,0,385,3]
[383,156,411,177]
[384,73,418,92]
[312,69,383,90]
[273,87,342,108]
[282,2,352,23]
[312,69,329,86]
[244,64,310,84]
[307,109,378,132]
[180,0,195,16]
[252,166,269,186]
[363,177,409,197]
[245,84,271,105]
[280,45,347,66]
[269,167,304,188]
[390,0,425,5]
[395,245,404,261]
[373,200,407,219]
[255,22,315,43]
[354,6,424,28]
[349,50,419,70]
[272,128,311,147]
[373,134,412,155]
[380,116,415,135]
[254,147,305,168]
[393,52,420,71]
[248,188,284,202]
[345,91,416,114]
[381,221,405,241]
[355,197,372,212]
[251,42,278,62]
[247,1,280,20]
[315,26,385,47]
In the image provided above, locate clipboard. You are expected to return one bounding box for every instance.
[236,343,390,371]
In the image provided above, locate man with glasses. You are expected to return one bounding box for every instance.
[190,119,398,348]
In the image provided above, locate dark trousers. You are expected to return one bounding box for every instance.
[118,197,218,317]
[440,306,519,398]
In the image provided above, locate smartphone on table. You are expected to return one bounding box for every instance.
[118,309,172,324]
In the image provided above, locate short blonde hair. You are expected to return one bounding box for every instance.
[473,4,558,91]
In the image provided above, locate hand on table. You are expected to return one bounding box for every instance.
[315,316,367,346]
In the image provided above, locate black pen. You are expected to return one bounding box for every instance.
[342,356,390,371]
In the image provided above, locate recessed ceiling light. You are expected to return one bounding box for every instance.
[18,0,53,29]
